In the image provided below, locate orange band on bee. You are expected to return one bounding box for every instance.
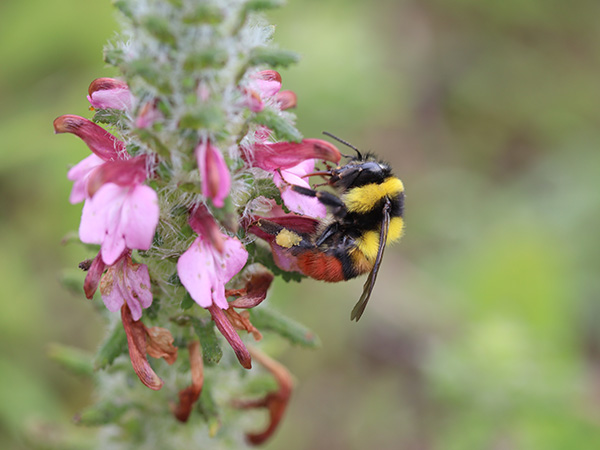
[297,251,345,282]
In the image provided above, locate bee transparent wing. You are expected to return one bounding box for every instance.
[350,197,391,321]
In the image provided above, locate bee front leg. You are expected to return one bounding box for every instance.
[290,185,347,218]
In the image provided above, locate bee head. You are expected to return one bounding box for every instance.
[329,158,391,190]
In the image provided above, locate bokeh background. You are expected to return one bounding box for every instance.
[2,0,600,448]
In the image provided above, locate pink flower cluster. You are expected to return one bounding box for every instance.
[56,71,340,377]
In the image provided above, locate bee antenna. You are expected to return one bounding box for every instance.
[322,131,363,160]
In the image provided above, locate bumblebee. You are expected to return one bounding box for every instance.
[249,133,404,321]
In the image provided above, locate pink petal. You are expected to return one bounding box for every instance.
[123,262,153,321]
[196,141,231,208]
[251,71,282,97]
[83,252,107,299]
[276,90,297,110]
[279,186,327,218]
[177,238,216,308]
[54,115,125,161]
[135,101,162,129]
[273,161,327,217]
[254,79,281,97]
[121,185,159,251]
[177,234,248,310]
[67,154,105,204]
[79,183,128,265]
[246,90,264,112]
[87,78,133,110]
[219,236,249,289]
[79,183,158,265]
[100,264,126,313]
[250,139,341,171]
[86,156,148,198]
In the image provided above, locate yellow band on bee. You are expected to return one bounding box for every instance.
[344,177,404,214]
[356,217,404,261]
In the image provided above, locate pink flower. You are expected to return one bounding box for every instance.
[54,115,126,204]
[195,139,230,208]
[245,70,282,112]
[80,178,159,266]
[87,78,133,110]
[55,114,159,265]
[244,70,298,112]
[99,253,153,321]
[177,207,251,368]
[177,233,247,310]
[243,134,341,217]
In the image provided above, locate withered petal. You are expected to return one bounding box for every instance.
[121,304,163,390]
[173,341,203,422]
[144,325,178,365]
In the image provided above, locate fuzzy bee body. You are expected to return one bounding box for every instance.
[249,136,405,321]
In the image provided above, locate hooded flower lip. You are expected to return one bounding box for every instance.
[244,137,340,217]
[248,138,341,171]
[100,253,153,321]
[86,155,148,198]
[276,90,297,110]
[195,139,230,209]
[56,114,129,203]
[79,181,160,265]
[87,77,133,110]
[54,115,124,161]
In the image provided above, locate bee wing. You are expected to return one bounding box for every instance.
[350,197,391,321]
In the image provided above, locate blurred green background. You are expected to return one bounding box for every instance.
[2,0,600,448]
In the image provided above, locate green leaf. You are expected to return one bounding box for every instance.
[249,306,320,348]
[191,318,223,365]
[59,269,85,295]
[94,322,128,370]
[244,0,285,12]
[253,108,302,143]
[47,344,93,377]
[183,48,228,71]
[113,0,134,19]
[248,47,300,68]
[182,4,224,24]
[104,46,125,67]
[92,108,126,126]
[74,401,128,426]
[142,16,176,47]
[196,380,220,435]
[181,292,195,310]
[179,105,225,131]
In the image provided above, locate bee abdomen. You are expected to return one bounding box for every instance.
[297,251,346,282]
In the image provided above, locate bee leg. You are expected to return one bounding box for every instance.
[315,222,339,246]
[291,185,347,217]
